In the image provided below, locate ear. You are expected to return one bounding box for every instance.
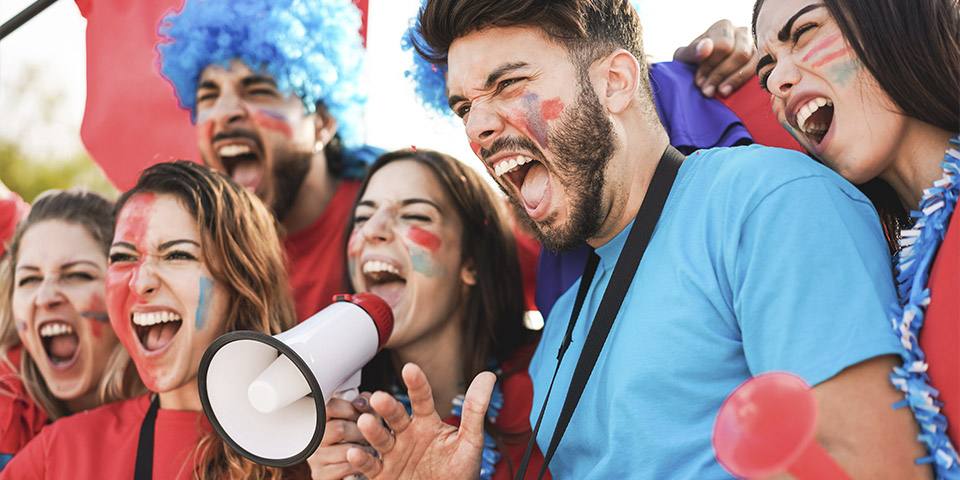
[313,105,340,146]
[596,49,642,115]
[460,261,478,286]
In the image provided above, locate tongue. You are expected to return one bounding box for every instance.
[145,322,179,351]
[231,162,262,192]
[520,163,549,210]
[49,334,79,359]
[369,281,405,309]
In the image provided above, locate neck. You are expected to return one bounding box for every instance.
[158,377,201,411]
[879,123,953,211]
[391,311,464,414]
[588,120,670,248]
[282,153,338,234]
[65,389,101,413]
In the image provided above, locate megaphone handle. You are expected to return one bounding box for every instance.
[787,442,851,480]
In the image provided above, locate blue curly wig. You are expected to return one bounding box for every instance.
[403,0,644,116]
[158,0,367,148]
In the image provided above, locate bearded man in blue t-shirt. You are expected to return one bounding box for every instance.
[339,1,930,479]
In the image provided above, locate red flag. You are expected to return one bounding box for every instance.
[78,0,370,191]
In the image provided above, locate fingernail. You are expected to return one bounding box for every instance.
[352,396,368,409]
[719,85,732,97]
[703,85,715,97]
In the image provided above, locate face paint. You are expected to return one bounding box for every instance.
[409,248,441,277]
[810,47,852,69]
[198,118,215,144]
[469,141,482,159]
[106,193,156,357]
[540,98,564,121]
[407,227,442,253]
[801,32,842,62]
[518,93,550,147]
[347,229,363,257]
[194,276,213,329]
[80,295,110,338]
[252,109,294,138]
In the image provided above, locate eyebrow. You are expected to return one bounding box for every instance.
[110,241,137,250]
[357,198,443,212]
[16,260,101,273]
[159,239,201,250]
[197,80,219,91]
[756,4,825,76]
[241,75,278,88]
[778,4,824,41]
[447,61,530,110]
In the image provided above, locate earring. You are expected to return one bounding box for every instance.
[313,140,325,153]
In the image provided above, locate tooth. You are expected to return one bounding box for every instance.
[162,312,170,323]
[65,324,74,334]
[815,98,827,107]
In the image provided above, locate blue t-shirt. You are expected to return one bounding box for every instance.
[529,145,900,479]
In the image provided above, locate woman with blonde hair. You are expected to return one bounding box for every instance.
[2,161,302,479]
[0,190,143,469]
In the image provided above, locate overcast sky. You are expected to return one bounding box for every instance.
[0,0,755,172]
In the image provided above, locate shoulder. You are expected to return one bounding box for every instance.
[41,395,148,442]
[681,145,874,215]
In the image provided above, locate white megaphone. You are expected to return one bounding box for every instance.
[198,293,393,467]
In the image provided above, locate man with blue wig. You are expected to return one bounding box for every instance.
[158,0,376,320]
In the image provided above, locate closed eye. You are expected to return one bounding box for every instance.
[109,252,137,264]
[165,250,198,261]
[16,276,41,287]
[791,23,816,44]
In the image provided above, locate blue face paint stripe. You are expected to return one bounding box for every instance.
[80,311,110,323]
[195,277,213,329]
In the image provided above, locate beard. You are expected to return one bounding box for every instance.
[492,73,617,252]
[269,150,311,222]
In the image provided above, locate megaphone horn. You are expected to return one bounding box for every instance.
[198,293,394,467]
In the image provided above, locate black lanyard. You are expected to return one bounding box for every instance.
[516,145,685,480]
[134,395,160,480]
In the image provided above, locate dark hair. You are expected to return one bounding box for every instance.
[414,0,650,87]
[115,161,296,480]
[752,0,960,250]
[352,149,534,390]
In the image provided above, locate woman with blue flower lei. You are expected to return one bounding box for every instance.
[308,148,544,480]
[754,0,960,477]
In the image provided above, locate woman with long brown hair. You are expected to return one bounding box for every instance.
[0,190,143,469]
[308,148,543,480]
[753,0,959,476]
[1,161,301,479]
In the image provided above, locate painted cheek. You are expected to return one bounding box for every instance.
[106,266,136,341]
[407,227,442,253]
[252,109,294,138]
[80,295,110,338]
[469,141,482,159]
[194,277,213,330]
[198,118,214,144]
[801,33,842,63]
[516,93,549,148]
[540,98,564,121]
[347,229,363,258]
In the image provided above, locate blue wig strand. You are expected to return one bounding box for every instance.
[158,0,367,148]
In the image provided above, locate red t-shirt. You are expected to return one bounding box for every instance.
[719,79,803,152]
[0,347,48,456]
[0,192,29,258]
[1,395,204,479]
[283,180,361,321]
[920,209,960,447]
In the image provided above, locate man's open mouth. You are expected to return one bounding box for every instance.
[362,259,406,309]
[795,97,835,147]
[131,311,182,353]
[214,137,265,192]
[38,321,80,369]
[493,155,550,213]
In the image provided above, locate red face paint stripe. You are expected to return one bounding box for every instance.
[801,32,842,63]
[540,98,564,121]
[811,48,850,68]
[252,109,293,138]
[407,227,442,252]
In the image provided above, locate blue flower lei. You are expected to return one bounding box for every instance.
[890,135,960,479]
[393,367,505,480]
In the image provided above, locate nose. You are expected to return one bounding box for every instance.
[130,260,160,297]
[464,100,504,149]
[211,91,250,128]
[767,59,801,98]
[360,209,396,244]
[35,278,64,309]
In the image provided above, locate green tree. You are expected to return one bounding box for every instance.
[0,141,116,202]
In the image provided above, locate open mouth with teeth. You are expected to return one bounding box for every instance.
[131,311,182,352]
[493,155,551,215]
[216,142,264,192]
[38,321,80,369]
[795,97,835,147]
[361,260,407,308]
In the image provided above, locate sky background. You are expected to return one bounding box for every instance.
[0,0,755,178]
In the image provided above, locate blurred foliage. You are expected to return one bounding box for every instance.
[0,141,117,203]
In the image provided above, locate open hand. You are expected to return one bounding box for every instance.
[674,19,758,98]
[346,363,496,479]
